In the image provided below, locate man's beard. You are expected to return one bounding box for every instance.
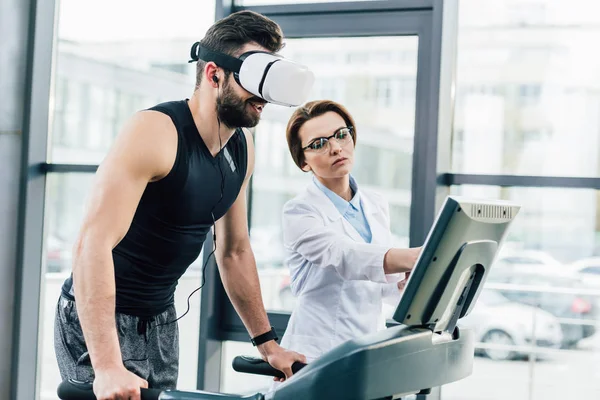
[216,79,263,129]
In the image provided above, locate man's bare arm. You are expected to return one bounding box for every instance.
[71,111,175,397]
[214,129,271,338]
[214,130,305,379]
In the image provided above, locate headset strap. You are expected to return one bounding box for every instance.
[188,42,243,73]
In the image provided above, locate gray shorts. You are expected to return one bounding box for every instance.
[54,296,179,389]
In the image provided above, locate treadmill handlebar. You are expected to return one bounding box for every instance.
[232,356,306,379]
[57,379,162,400]
[57,379,265,400]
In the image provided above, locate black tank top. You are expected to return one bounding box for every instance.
[62,100,248,317]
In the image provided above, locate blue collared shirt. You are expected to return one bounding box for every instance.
[313,175,372,243]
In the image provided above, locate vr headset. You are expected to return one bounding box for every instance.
[189,42,315,107]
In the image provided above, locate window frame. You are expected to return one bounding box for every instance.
[15,0,600,399]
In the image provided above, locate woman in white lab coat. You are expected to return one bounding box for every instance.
[279,100,421,369]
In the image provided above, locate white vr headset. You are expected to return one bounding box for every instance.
[189,42,315,107]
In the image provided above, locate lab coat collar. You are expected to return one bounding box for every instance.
[307,178,381,243]
[312,175,362,216]
[307,181,344,222]
[307,177,378,218]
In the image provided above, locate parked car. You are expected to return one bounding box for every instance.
[486,269,597,348]
[568,257,600,287]
[46,235,72,273]
[459,290,563,361]
[493,249,562,270]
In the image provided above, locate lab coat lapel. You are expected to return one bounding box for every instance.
[360,191,387,245]
[307,181,364,243]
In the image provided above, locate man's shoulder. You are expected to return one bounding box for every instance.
[143,99,190,127]
[107,108,180,181]
[129,109,177,137]
[147,99,187,113]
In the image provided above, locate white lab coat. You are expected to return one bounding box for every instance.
[279,179,404,363]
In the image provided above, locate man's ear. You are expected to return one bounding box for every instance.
[204,62,220,87]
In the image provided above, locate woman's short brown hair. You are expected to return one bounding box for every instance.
[286,100,357,170]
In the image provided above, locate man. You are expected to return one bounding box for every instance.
[54,10,307,400]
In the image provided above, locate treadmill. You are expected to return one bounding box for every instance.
[58,195,521,400]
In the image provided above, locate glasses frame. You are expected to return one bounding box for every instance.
[302,126,355,152]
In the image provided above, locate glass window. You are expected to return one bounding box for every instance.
[443,185,600,400]
[452,0,600,177]
[40,0,214,396]
[49,0,209,164]
[249,36,418,312]
[478,289,511,306]
[237,0,378,5]
[450,185,600,263]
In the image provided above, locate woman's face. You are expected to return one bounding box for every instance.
[299,111,355,179]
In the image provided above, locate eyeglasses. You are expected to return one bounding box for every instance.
[302,127,354,154]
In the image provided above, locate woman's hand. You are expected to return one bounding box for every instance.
[384,247,422,274]
[397,272,411,291]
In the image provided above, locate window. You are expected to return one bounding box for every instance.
[49,0,201,164]
[453,0,600,177]
[502,257,543,265]
[249,36,418,312]
[39,0,214,396]
[518,84,542,106]
[507,2,547,26]
[375,77,392,107]
[443,185,600,400]
[237,0,378,4]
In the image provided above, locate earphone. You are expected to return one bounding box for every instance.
[147,70,226,337]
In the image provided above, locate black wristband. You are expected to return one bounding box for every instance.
[250,327,278,346]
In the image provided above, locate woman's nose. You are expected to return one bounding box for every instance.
[329,140,342,154]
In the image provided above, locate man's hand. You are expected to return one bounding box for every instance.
[257,340,307,382]
[93,365,148,400]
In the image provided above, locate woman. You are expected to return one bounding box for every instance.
[279,100,421,368]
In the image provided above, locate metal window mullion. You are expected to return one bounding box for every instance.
[11,0,57,398]
[217,0,235,20]
[252,10,430,39]
[240,0,434,16]
[197,235,228,391]
[438,173,600,190]
[409,15,436,247]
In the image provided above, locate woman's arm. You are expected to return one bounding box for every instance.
[282,201,417,282]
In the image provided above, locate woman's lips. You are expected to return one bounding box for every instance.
[333,157,348,166]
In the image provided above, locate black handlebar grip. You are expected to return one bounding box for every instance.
[232,356,306,379]
[57,379,162,400]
